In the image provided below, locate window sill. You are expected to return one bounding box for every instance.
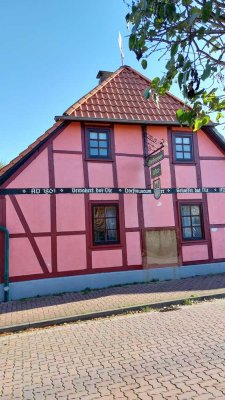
[181,239,207,246]
[173,161,196,166]
[91,244,122,251]
[86,158,114,163]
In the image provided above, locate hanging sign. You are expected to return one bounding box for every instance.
[151,164,162,179]
[153,179,161,200]
[147,150,164,167]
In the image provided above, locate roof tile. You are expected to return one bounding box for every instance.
[64,66,184,122]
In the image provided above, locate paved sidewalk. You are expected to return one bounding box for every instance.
[2,300,225,400]
[1,273,225,333]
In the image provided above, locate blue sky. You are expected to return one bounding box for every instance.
[0,1,222,165]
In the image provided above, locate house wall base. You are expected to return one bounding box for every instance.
[1,261,225,301]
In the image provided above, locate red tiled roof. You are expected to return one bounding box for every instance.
[1,65,221,184]
[1,65,184,182]
[64,65,184,122]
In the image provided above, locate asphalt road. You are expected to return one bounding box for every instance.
[1,300,225,400]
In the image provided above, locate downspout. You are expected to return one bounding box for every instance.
[0,226,9,302]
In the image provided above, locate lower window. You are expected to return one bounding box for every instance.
[92,204,119,245]
[180,204,204,240]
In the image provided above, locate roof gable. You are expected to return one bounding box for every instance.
[1,65,225,185]
[0,121,65,185]
[64,65,184,123]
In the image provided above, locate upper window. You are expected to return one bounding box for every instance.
[180,204,204,241]
[87,128,111,159]
[92,205,119,245]
[174,134,193,162]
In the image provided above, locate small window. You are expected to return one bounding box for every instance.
[92,205,119,245]
[174,134,193,162]
[180,204,204,240]
[88,129,111,159]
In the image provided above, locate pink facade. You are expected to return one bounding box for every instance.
[57,235,87,272]
[1,66,225,287]
[1,120,225,284]
[182,244,209,262]
[211,229,225,259]
[92,249,123,269]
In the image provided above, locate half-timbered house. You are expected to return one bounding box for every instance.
[1,66,225,301]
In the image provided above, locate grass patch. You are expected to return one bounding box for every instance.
[183,298,194,306]
[81,287,92,295]
[141,305,153,313]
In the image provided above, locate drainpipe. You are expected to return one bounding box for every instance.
[0,226,9,302]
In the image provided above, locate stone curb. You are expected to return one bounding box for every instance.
[1,291,225,334]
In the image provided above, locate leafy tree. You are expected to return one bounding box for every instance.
[126,0,225,130]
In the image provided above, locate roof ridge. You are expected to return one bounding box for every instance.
[64,64,185,116]
[122,65,152,85]
[64,66,126,116]
[123,65,186,108]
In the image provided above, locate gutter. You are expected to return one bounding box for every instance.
[0,226,10,302]
[55,114,216,127]
[54,115,187,126]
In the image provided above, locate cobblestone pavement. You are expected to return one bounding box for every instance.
[2,274,225,329]
[1,299,225,399]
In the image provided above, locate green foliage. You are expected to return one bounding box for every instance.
[183,298,194,305]
[141,305,153,312]
[81,287,92,295]
[126,0,225,130]
[144,87,151,99]
[141,59,148,69]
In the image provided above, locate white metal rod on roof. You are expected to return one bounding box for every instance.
[118,32,124,66]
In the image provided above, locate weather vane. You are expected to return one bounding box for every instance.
[118,32,124,66]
